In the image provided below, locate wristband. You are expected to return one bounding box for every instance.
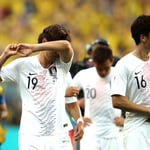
[77,117,84,124]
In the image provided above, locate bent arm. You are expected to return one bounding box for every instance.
[66,102,84,141]
[18,40,74,63]
[0,44,19,81]
[112,95,150,115]
[0,44,19,70]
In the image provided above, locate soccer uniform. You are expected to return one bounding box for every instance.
[111,53,150,150]
[73,67,124,150]
[0,55,73,150]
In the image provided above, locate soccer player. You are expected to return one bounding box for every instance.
[111,14,150,150]
[73,45,124,150]
[0,24,84,150]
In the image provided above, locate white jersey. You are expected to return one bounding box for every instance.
[0,55,72,136]
[73,67,119,138]
[111,52,150,132]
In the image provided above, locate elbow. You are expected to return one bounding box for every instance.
[62,40,72,50]
[112,95,121,109]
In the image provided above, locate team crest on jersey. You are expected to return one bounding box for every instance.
[49,65,57,82]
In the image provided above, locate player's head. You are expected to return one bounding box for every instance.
[38,24,71,43]
[37,24,71,61]
[131,14,150,45]
[92,45,113,78]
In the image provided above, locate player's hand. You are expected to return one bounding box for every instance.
[114,116,124,126]
[65,86,79,97]
[17,43,34,57]
[2,44,19,57]
[74,122,84,141]
[83,117,92,127]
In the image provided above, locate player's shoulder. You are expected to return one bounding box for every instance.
[13,55,36,63]
[11,55,38,69]
[118,53,132,63]
[115,53,134,68]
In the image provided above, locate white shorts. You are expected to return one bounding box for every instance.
[80,127,124,150]
[19,132,73,150]
[124,122,150,150]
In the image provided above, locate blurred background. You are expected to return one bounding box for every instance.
[0,0,150,149]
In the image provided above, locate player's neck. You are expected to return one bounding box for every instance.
[38,53,52,68]
[133,48,150,61]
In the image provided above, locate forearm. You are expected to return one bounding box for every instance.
[32,40,71,52]
[0,52,10,69]
[31,40,73,62]
[77,98,85,110]
[0,44,19,69]
[66,102,82,122]
[112,95,150,115]
[67,102,84,141]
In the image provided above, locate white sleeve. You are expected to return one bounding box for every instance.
[0,58,23,83]
[111,60,128,96]
[59,53,74,74]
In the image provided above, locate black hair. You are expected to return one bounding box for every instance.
[92,45,113,64]
[38,24,71,43]
[131,14,150,45]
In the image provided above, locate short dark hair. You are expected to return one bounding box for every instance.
[131,14,150,45]
[92,45,113,64]
[38,24,71,43]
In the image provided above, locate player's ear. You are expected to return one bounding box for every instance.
[42,38,48,43]
[140,34,147,42]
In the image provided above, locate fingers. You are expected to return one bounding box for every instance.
[6,44,21,52]
[74,131,83,141]
[8,43,27,51]
[72,87,79,97]
[9,44,17,49]
[3,44,19,57]
[83,117,92,127]
[3,43,31,58]
[74,123,84,141]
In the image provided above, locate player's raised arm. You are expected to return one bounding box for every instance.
[0,44,19,70]
[17,40,73,63]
